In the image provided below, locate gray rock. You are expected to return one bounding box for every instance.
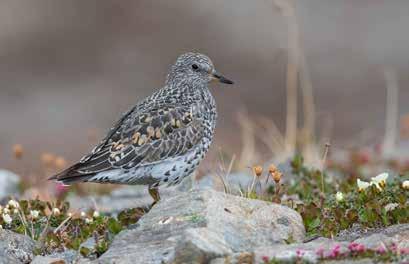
[321,259,375,264]
[0,169,21,200]
[80,237,96,251]
[0,229,35,264]
[352,223,409,249]
[67,185,183,214]
[31,256,65,264]
[208,258,225,264]
[209,252,253,264]
[79,237,98,260]
[337,223,409,246]
[55,250,86,263]
[335,223,368,241]
[96,189,305,264]
[253,224,409,264]
[254,237,349,264]
[68,174,222,214]
[0,254,18,264]
[38,249,86,264]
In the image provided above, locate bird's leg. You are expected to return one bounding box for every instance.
[148,187,161,206]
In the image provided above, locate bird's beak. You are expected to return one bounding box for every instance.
[211,72,234,84]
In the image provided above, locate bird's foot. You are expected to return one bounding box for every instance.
[148,187,161,207]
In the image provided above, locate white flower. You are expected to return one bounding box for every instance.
[7,200,19,209]
[80,212,86,218]
[52,208,61,216]
[2,214,12,224]
[402,180,409,190]
[357,179,370,191]
[384,203,399,212]
[0,224,3,229]
[85,218,93,224]
[30,210,40,219]
[13,209,19,215]
[67,213,73,218]
[370,173,388,190]
[3,208,10,215]
[93,211,100,218]
[335,192,344,202]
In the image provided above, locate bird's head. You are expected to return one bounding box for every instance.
[166,52,233,86]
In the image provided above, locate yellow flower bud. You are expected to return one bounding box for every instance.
[253,166,263,177]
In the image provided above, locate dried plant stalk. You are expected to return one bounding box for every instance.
[299,47,319,165]
[273,0,299,157]
[382,67,399,157]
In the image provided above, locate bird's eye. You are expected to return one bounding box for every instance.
[191,64,199,71]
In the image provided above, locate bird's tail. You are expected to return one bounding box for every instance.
[48,163,95,185]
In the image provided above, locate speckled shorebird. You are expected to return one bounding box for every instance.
[50,52,233,203]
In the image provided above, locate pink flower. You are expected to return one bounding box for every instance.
[315,247,325,258]
[390,242,397,252]
[329,244,341,258]
[348,242,366,253]
[400,248,409,255]
[375,245,387,254]
[348,242,358,251]
[296,249,305,258]
[356,244,365,253]
[261,256,270,263]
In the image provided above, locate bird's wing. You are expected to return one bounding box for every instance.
[51,103,204,183]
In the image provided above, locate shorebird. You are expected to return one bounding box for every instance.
[50,52,233,203]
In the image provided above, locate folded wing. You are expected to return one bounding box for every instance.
[50,103,203,184]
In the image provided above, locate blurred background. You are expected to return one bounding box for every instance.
[1,1,409,194]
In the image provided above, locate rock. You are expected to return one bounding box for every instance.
[0,254,18,264]
[254,237,349,264]
[253,224,409,264]
[96,189,305,263]
[352,224,409,249]
[80,237,96,251]
[67,185,183,214]
[31,256,66,264]
[49,250,85,264]
[335,223,369,241]
[31,250,85,264]
[79,237,98,260]
[68,173,226,214]
[0,169,21,200]
[322,259,375,264]
[0,229,35,264]
[68,168,303,215]
[209,252,254,264]
[337,223,409,247]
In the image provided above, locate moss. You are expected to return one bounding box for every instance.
[187,213,206,223]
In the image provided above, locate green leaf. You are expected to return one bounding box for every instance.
[80,246,91,257]
[308,218,320,230]
[107,218,123,234]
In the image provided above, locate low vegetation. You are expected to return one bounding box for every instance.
[1,144,408,261]
[0,198,148,258]
[245,154,408,238]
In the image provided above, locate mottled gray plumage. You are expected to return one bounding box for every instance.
[50,52,233,193]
